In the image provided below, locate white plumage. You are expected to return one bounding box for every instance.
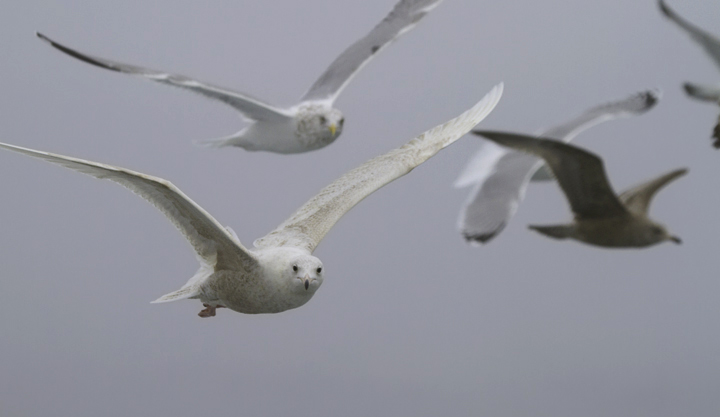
[0,83,502,317]
[36,0,443,153]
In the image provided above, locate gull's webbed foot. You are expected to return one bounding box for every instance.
[198,304,216,318]
[198,303,226,318]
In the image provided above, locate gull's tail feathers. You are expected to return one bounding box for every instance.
[528,224,574,240]
[194,132,246,149]
[152,286,201,303]
[151,260,213,303]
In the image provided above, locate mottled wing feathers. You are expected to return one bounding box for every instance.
[300,0,443,103]
[256,83,503,252]
[0,142,258,271]
[658,0,720,71]
[36,32,292,122]
[474,132,628,220]
[618,168,688,215]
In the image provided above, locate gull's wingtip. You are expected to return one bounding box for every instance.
[645,88,663,105]
[36,31,51,43]
[467,82,504,125]
[658,0,671,16]
[462,230,499,245]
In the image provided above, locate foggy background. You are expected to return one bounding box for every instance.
[1,0,719,416]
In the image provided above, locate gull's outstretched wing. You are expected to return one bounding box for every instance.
[659,0,720,71]
[532,90,660,180]
[475,132,628,220]
[300,0,442,104]
[619,168,688,216]
[37,32,292,122]
[0,142,258,271]
[457,150,536,243]
[255,83,503,252]
[457,90,658,243]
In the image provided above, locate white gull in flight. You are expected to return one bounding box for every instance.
[37,0,443,153]
[0,84,501,317]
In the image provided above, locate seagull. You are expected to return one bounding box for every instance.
[454,90,660,244]
[0,84,502,317]
[473,131,686,248]
[36,0,443,154]
[658,0,720,147]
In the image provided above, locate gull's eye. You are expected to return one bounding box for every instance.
[319,116,327,125]
[339,118,345,126]
[292,265,298,272]
[316,267,322,274]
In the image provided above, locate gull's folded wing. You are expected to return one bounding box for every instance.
[37,32,292,122]
[300,0,443,104]
[0,142,258,271]
[256,83,503,252]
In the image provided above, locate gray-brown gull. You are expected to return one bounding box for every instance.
[454,90,659,244]
[659,0,720,147]
[0,84,501,317]
[473,131,685,248]
[36,0,442,154]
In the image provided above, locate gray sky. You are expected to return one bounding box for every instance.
[1,0,719,416]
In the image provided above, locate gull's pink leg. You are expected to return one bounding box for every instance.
[198,304,216,318]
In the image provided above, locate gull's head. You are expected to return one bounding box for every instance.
[646,223,682,246]
[316,108,344,139]
[285,253,324,294]
[296,104,344,147]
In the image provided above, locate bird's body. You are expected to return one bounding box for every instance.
[474,131,685,249]
[0,84,502,316]
[191,247,320,315]
[36,0,443,154]
[533,215,670,248]
[214,103,340,153]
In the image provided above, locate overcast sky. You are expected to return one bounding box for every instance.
[1,0,720,416]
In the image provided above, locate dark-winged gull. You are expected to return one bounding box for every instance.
[454,90,659,244]
[36,0,443,153]
[473,131,686,248]
[0,84,502,317]
[659,0,720,147]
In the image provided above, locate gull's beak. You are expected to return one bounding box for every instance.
[304,274,310,290]
[669,235,682,245]
[329,123,337,136]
